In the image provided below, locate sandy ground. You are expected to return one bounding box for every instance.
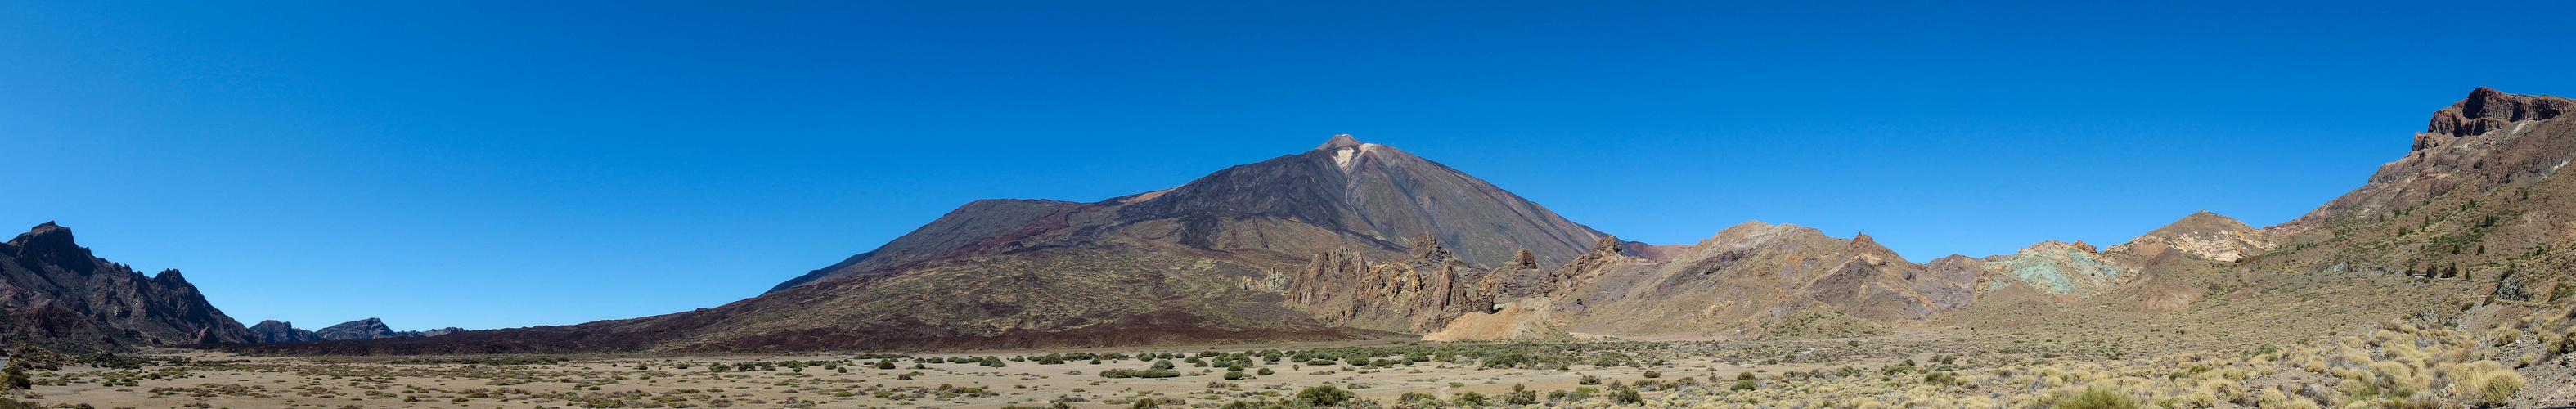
[7,340,1895,409]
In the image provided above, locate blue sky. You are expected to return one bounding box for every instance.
[5,1,2572,330]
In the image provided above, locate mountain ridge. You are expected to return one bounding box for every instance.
[0,222,251,353]
[195,87,2576,354]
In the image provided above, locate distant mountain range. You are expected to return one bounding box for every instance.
[26,87,2571,354]
[0,222,464,352]
[250,318,463,343]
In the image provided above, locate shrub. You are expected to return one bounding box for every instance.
[1641,371,1661,379]
[2056,386,2140,409]
[1609,388,1643,404]
[1578,375,1601,385]
[1451,391,1488,406]
[1222,371,1246,380]
[1097,369,1181,379]
[1294,386,1351,407]
[1256,368,1274,375]
[1504,384,1538,404]
[2553,331,2576,355]
[7,344,68,371]
[1730,379,1757,391]
[1592,352,1636,367]
[2479,371,2524,407]
[0,365,29,390]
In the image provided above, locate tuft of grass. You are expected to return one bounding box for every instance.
[2054,385,2139,409]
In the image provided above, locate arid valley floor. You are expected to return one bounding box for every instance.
[13,304,2576,409]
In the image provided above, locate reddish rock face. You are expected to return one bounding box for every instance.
[2289,88,2576,229]
[2426,87,2569,138]
[0,222,252,352]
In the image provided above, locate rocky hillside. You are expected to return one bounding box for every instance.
[248,320,318,343]
[0,222,251,353]
[2104,211,2275,262]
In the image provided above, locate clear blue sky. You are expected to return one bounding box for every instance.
[5,1,2572,330]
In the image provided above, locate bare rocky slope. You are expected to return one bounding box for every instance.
[0,222,251,353]
[767,135,1612,292]
[201,88,2576,354]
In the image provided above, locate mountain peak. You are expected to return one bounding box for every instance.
[2427,87,2570,137]
[1315,134,1366,151]
[2107,210,2273,262]
[2149,211,2256,236]
[10,221,88,261]
[16,221,71,243]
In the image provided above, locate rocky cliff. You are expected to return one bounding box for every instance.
[2280,88,2576,231]
[1282,234,1496,333]
[0,222,251,353]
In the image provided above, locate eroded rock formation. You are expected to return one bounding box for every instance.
[0,222,250,352]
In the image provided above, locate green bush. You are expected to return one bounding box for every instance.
[1098,369,1182,379]
[1451,391,1488,406]
[1294,386,1351,407]
[1610,388,1643,404]
[2481,372,2524,407]
[1641,371,1661,378]
[1504,384,1538,404]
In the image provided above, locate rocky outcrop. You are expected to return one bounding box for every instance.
[1473,249,1557,300]
[250,320,319,343]
[1554,235,1643,285]
[1523,222,1983,339]
[1969,240,2138,298]
[2426,87,2569,138]
[2106,211,2275,262]
[1284,234,1495,332]
[0,222,251,353]
[2285,88,2576,229]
